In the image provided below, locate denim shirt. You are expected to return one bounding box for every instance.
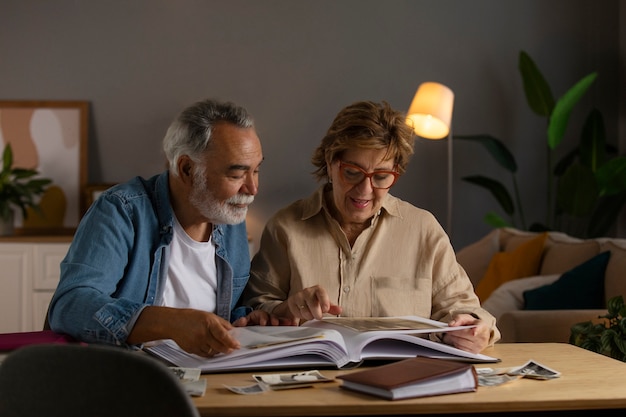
[48,171,252,346]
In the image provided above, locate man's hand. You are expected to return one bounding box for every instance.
[128,306,240,357]
[441,313,491,354]
[272,285,343,324]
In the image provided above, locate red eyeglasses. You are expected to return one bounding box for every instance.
[337,161,399,189]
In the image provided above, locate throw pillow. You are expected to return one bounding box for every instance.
[481,274,560,321]
[539,238,600,275]
[523,251,611,310]
[475,232,547,302]
[456,228,500,287]
[501,228,543,252]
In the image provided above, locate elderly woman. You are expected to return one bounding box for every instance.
[242,100,500,353]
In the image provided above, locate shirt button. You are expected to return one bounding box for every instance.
[343,286,350,293]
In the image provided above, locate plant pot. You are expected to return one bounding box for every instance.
[0,210,15,236]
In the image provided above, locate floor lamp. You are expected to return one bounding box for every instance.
[406,82,455,234]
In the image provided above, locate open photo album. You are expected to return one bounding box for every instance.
[145,316,500,373]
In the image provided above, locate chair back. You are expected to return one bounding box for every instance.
[0,343,200,417]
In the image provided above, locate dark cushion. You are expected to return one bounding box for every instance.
[523,251,611,310]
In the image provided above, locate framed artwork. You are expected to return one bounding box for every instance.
[0,100,89,233]
[84,183,117,208]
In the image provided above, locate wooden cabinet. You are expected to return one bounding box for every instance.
[0,236,72,333]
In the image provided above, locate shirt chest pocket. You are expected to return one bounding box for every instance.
[370,275,432,317]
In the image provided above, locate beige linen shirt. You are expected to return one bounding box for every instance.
[243,185,500,345]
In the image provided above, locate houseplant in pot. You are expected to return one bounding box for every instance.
[457,50,626,238]
[0,143,53,235]
[570,295,626,362]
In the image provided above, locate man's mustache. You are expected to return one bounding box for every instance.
[227,194,254,205]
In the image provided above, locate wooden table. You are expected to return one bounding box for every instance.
[192,343,626,416]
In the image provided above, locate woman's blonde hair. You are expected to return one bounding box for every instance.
[311,100,415,182]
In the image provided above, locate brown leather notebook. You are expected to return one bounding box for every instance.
[337,356,477,400]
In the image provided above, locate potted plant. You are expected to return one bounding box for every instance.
[456,50,626,238]
[0,143,53,235]
[570,295,626,362]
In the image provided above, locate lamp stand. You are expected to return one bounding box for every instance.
[446,127,453,237]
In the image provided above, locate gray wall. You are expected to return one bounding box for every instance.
[1,0,623,250]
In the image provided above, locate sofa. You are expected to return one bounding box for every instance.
[456,227,626,343]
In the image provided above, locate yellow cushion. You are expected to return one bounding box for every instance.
[475,232,548,302]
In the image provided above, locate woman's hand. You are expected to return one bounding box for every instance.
[441,313,491,353]
[272,285,343,324]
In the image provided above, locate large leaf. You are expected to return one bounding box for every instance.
[25,178,53,189]
[462,175,515,215]
[556,163,598,216]
[484,212,511,228]
[607,295,625,317]
[595,156,626,196]
[601,329,626,360]
[547,72,598,149]
[454,134,518,173]
[11,168,40,179]
[518,51,554,117]
[2,144,12,174]
[578,108,606,171]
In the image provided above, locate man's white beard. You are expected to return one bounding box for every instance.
[190,169,253,225]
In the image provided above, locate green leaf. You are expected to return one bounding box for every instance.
[607,296,625,317]
[570,321,595,342]
[578,108,606,171]
[0,143,53,220]
[600,329,625,360]
[12,168,39,179]
[556,163,598,216]
[25,178,53,189]
[620,317,626,334]
[595,157,626,196]
[454,134,517,173]
[2,144,12,173]
[548,72,598,149]
[462,175,515,215]
[518,50,554,117]
[484,212,511,228]
[612,337,626,360]
[581,338,603,353]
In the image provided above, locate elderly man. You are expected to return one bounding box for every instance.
[49,99,273,357]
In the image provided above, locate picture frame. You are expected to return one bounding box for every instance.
[0,100,89,233]
[84,183,117,208]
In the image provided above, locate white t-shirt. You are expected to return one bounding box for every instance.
[159,216,217,312]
